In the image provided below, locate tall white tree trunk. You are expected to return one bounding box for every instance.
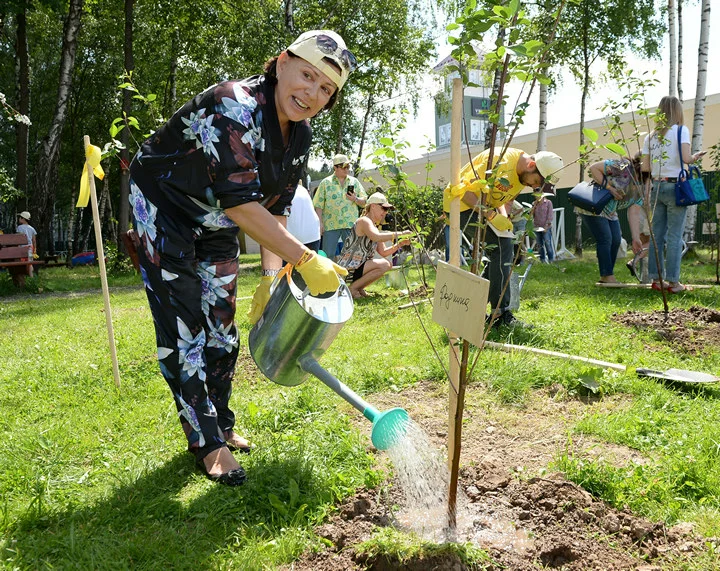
[677,0,684,101]
[684,0,710,244]
[15,3,30,206]
[118,0,134,250]
[29,0,84,255]
[668,0,676,96]
[537,81,548,151]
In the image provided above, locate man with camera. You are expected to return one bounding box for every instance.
[314,153,367,258]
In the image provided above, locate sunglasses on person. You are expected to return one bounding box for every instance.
[315,34,358,72]
[380,205,392,211]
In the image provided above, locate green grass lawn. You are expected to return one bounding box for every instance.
[1,249,719,569]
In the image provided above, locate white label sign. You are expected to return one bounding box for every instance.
[432,261,490,348]
[716,203,720,219]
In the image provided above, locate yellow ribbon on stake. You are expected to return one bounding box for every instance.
[77,144,105,207]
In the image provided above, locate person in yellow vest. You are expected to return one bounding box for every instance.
[443,149,563,327]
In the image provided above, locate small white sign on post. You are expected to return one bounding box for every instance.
[432,261,490,348]
[716,203,720,219]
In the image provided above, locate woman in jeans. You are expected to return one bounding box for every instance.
[578,156,646,283]
[641,96,705,293]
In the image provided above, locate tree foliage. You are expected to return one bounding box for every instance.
[0,0,436,253]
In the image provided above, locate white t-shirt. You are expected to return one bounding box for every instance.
[642,124,690,178]
[17,223,36,253]
[287,184,321,245]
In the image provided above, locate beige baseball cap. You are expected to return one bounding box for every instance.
[366,192,394,209]
[535,151,563,185]
[333,153,350,166]
[287,30,356,89]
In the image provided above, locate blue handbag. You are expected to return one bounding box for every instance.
[675,128,709,206]
[568,175,612,215]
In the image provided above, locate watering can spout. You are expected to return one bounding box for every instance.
[299,355,410,450]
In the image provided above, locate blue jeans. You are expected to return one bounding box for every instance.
[648,181,687,283]
[536,229,554,262]
[582,214,621,278]
[443,223,468,265]
[445,210,511,314]
[321,228,351,259]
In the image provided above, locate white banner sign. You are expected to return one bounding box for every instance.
[432,261,490,348]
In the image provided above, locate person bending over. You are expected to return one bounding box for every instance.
[128,30,355,485]
[442,149,563,328]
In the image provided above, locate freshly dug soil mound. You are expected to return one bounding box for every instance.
[288,470,711,570]
[612,306,720,354]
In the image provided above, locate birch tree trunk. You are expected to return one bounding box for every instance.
[677,0,684,101]
[356,93,375,174]
[118,0,134,250]
[29,0,84,256]
[537,81,548,152]
[485,28,505,149]
[285,0,294,33]
[684,0,710,245]
[668,0,676,96]
[575,15,592,257]
[165,30,178,118]
[14,2,30,206]
[334,91,345,154]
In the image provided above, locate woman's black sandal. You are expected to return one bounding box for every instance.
[196,459,246,486]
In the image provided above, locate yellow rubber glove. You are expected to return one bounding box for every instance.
[295,251,348,296]
[247,276,274,325]
[486,211,513,232]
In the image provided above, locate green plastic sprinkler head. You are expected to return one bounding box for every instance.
[364,406,410,450]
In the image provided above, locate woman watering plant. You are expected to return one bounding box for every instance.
[129,30,355,486]
[641,96,705,293]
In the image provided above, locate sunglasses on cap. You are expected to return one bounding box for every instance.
[335,163,350,169]
[315,34,358,72]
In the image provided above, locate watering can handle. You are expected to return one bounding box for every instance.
[269,264,293,296]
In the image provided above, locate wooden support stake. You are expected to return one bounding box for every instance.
[84,135,121,388]
[398,298,431,310]
[483,341,627,371]
[447,77,464,530]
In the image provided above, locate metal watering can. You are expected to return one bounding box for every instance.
[248,266,409,450]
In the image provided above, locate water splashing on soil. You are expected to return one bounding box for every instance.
[386,419,531,552]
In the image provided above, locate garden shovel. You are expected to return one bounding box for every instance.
[636,368,719,384]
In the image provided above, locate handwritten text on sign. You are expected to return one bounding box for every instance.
[432,261,490,348]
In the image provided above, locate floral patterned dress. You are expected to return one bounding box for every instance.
[129,75,310,459]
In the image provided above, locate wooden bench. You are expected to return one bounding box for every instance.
[0,234,45,287]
